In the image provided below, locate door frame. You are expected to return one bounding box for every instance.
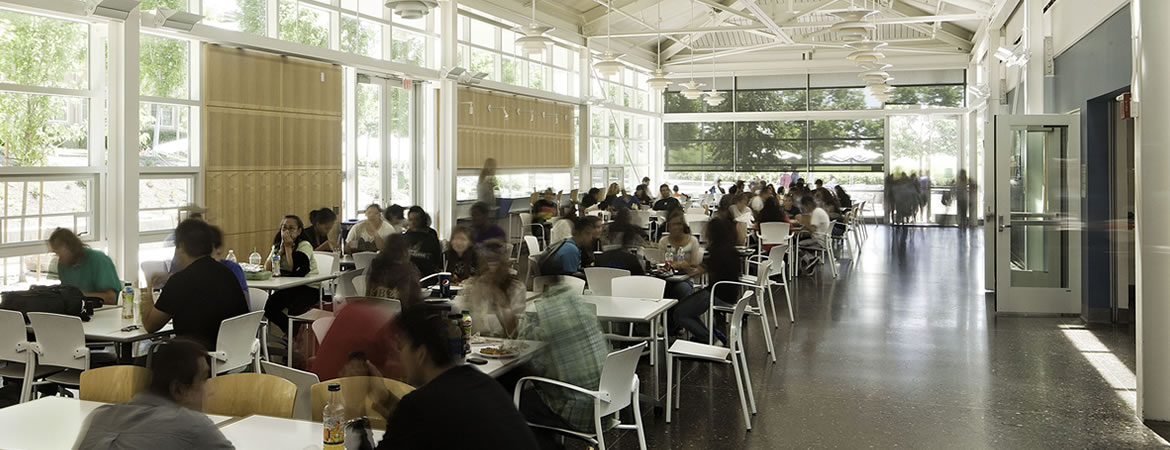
[993,114,1082,314]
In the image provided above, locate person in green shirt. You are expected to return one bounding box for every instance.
[49,228,122,305]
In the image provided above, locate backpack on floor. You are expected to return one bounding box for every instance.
[0,284,94,323]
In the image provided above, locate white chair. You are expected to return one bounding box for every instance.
[609,276,666,364]
[23,313,90,403]
[524,235,541,257]
[311,317,334,345]
[688,217,709,244]
[247,288,271,361]
[352,252,377,271]
[797,228,839,279]
[764,245,794,324]
[686,207,707,216]
[667,292,756,430]
[583,267,630,296]
[532,275,585,294]
[1,310,57,403]
[261,360,320,421]
[514,343,648,450]
[209,311,264,377]
[735,263,777,363]
[312,252,338,307]
[641,247,665,266]
[333,268,365,306]
[353,273,368,300]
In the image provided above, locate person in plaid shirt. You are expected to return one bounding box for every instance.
[517,282,612,444]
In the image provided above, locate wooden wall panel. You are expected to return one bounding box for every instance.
[204,107,282,171]
[204,45,283,111]
[281,58,343,116]
[456,88,576,170]
[282,114,343,169]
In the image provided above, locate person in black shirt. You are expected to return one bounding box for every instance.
[595,227,646,276]
[142,220,249,349]
[405,206,442,278]
[442,226,478,284]
[653,184,682,211]
[363,307,539,450]
[304,207,338,252]
[671,215,741,345]
[632,184,653,207]
[580,187,601,211]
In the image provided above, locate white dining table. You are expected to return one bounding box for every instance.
[218,414,384,450]
[24,308,174,362]
[248,272,341,366]
[470,339,545,378]
[0,396,232,450]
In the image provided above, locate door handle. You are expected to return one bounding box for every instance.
[998,215,1011,232]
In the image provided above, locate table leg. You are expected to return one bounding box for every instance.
[649,320,656,367]
[287,317,294,367]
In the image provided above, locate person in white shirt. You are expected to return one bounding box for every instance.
[795,196,832,272]
[346,204,397,253]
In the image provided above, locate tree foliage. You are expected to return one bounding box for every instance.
[279,0,329,48]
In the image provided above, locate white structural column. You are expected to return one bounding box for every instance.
[437,1,459,238]
[108,11,140,285]
[1133,0,1170,423]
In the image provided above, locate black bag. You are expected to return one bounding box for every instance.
[535,239,573,276]
[0,284,94,323]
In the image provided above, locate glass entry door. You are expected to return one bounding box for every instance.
[351,74,413,217]
[993,114,1081,313]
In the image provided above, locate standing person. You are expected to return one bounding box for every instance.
[955,169,972,228]
[468,202,507,245]
[442,226,478,284]
[477,158,499,208]
[671,215,740,345]
[363,307,539,450]
[304,208,339,252]
[653,184,682,211]
[263,215,321,335]
[346,204,395,253]
[75,339,233,450]
[454,240,526,338]
[366,235,423,308]
[405,207,442,277]
[48,228,121,305]
[141,220,248,349]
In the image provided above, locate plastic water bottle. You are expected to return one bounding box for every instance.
[270,247,281,277]
[248,247,261,266]
[121,283,134,320]
[322,383,344,450]
[225,249,237,263]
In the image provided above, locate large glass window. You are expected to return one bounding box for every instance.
[139,177,193,232]
[457,14,578,97]
[279,0,331,48]
[203,0,267,35]
[665,119,885,172]
[349,76,411,216]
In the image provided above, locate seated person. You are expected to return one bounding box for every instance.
[75,339,232,450]
[346,204,396,253]
[263,215,321,335]
[453,240,526,338]
[579,188,601,211]
[468,202,506,245]
[305,207,339,252]
[365,235,423,307]
[658,210,702,300]
[311,297,402,382]
[384,204,406,234]
[404,207,442,278]
[442,226,478,284]
[632,184,654,207]
[672,216,741,346]
[208,226,248,300]
[547,205,576,246]
[543,216,601,278]
[362,307,539,450]
[142,220,248,349]
[652,184,683,211]
[597,183,623,211]
[48,228,121,305]
[516,283,610,447]
[595,213,646,276]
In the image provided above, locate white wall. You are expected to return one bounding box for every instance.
[1049,0,1130,56]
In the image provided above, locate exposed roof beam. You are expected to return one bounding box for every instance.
[740,0,795,44]
[693,0,760,24]
[888,0,976,52]
[663,53,971,77]
[597,25,769,38]
[660,0,842,60]
[939,0,993,13]
[582,0,642,26]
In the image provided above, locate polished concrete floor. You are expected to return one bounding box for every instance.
[597,225,1167,449]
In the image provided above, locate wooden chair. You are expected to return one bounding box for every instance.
[79,365,152,403]
[203,373,297,418]
[311,377,414,430]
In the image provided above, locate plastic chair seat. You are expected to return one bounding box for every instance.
[291,309,334,322]
[667,340,731,363]
[0,362,59,379]
[43,369,83,386]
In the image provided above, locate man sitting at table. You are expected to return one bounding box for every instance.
[141,220,249,349]
[47,228,122,305]
[359,306,539,450]
[542,216,601,278]
[76,339,233,450]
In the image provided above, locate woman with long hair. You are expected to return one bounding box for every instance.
[366,234,423,308]
[442,226,478,284]
[263,215,321,333]
[454,240,527,338]
[305,207,338,252]
[671,215,741,345]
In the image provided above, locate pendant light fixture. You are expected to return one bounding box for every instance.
[515,0,555,57]
[593,0,625,77]
[703,51,724,107]
[646,0,671,91]
[846,40,887,64]
[384,0,438,20]
[679,1,705,100]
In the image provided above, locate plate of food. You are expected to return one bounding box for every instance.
[475,346,519,359]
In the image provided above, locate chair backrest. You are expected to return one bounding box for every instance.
[532,275,585,294]
[597,343,647,416]
[632,211,652,228]
[261,360,320,420]
[753,260,772,288]
[311,317,334,344]
[684,213,708,225]
[727,290,755,347]
[247,288,269,314]
[352,252,377,271]
[211,311,265,374]
[204,373,297,418]
[80,365,152,403]
[689,219,709,243]
[766,246,788,275]
[611,275,666,299]
[519,212,534,229]
[641,247,665,265]
[523,235,541,256]
[758,222,791,246]
[334,268,365,304]
[140,260,167,284]
[314,252,338,275]
[0,310,29,364]
[583,267,630,296]
[27,312,88,371]
[311,377,415,430]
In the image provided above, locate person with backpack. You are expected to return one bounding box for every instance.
[48,228,121,306]
[541,216,601,278]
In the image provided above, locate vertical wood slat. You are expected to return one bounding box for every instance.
[456,88,575,170]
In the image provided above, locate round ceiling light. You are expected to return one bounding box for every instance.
[704,90,725,106]
[679,80,706,100]
[866,83,892,94]
[646,68,672,91]
[829,9,878,42]
[594,52,624,77]
[515,24,555,57]
[384,0,438,20]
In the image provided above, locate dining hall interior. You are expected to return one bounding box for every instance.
[0,0,1169,448]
